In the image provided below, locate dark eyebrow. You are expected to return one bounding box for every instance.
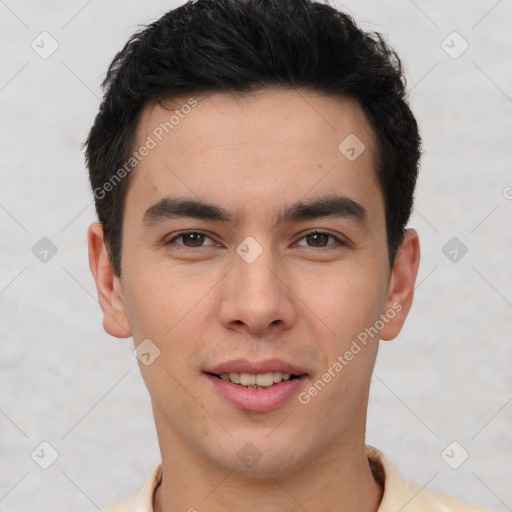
[276,195,367,225]
[142,194,367,226]
[142,197,231,225]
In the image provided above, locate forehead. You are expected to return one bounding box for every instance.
[126,88,382,226]
[135,88,376,161]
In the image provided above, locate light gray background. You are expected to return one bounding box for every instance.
[0,0,511,510]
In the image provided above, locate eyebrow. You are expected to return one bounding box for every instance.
[142,194,368,227]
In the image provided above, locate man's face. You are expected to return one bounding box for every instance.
[97,89,413,476]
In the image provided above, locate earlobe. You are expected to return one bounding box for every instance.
[380,229,420,341]
[87,222,131,338]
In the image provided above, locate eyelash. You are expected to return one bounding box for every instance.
[164,229,346,250]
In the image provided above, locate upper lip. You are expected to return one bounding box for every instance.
[204,358,308,376]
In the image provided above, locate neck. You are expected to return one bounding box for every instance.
[152,410,383,512]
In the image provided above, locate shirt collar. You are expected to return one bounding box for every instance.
[109,445,484,512]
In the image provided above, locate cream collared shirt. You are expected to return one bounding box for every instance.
[103,446,489,512]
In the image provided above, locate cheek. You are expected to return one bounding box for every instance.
[122,262,211,375]
[121,257,204,341]
[307,263,389,342]
[309,264,387,406]
[141,360,213,443]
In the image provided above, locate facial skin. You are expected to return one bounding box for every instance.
[88,89,420,512]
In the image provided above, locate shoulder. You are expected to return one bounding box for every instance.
[366,446,490,512]
[398,479,491,512]
[102,463,162,512]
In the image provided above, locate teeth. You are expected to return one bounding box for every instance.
[240,373,256,386]
[218,371,295,387]
[255,373,274,387]
[228,372,240,384]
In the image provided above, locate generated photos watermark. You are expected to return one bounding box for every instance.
[93,97,198,200]
[298,302,402,405]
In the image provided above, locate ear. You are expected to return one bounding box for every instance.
[380,228,420,341]
[87,221,131,338]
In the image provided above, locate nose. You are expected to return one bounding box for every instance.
[217,240,297,337]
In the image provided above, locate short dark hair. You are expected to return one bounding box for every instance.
[84,0,421,277]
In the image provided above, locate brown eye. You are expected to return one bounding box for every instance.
[165,231,215,248]
[305,233,330,247]
[295,230,344,248]
[180,232,205,247]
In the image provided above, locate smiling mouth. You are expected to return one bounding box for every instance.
[207,371,303,389]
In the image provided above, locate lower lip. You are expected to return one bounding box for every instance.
[205,374,308,412]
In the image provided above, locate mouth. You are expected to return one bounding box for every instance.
[203,359,309,412]
[205,371,303,389]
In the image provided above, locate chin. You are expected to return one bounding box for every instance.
[201,432,316,480]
